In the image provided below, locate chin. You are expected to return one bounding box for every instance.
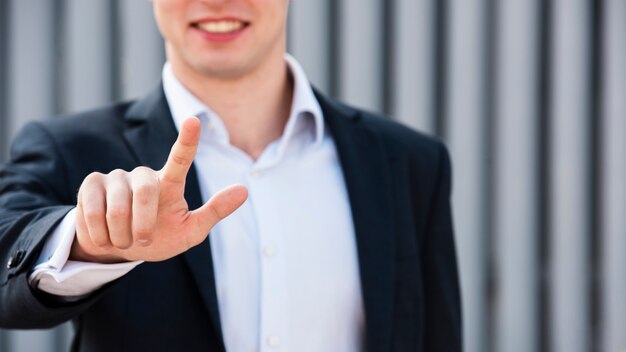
[194,65,247,80]
[192,56,257,79]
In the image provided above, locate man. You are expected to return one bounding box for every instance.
[0,0,461,351]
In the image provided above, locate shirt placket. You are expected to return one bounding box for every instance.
[246,165,290,352]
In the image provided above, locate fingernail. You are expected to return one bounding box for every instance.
[137,239,152,246]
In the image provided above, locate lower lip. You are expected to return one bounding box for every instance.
[192,25,248,43]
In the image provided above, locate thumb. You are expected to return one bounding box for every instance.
[188,184,248,240]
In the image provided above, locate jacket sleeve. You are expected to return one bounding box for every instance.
[421,142,463,351]
[0,122,105,329]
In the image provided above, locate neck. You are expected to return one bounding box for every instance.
[169,52,293,160]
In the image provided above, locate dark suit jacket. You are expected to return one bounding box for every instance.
[0,86,461,351]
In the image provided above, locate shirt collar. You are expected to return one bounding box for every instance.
[162,54,324,149]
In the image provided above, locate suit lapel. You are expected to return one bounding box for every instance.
[122,86,225,350]
[317,92,396,352]
[121,86,396,351]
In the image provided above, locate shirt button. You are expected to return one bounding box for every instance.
[262,246,276,258]
[266,335,281,348]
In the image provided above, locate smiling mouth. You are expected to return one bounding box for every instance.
[194,20,249,34]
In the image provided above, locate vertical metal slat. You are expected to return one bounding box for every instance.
[287,0,331,94]
[118,0,164,101]
[64,0,115,113]
[445,0,490,351]
[0,0,10,161]
[549,0,592,351]
[493,1,540,351]
[392,0,436,133]
[338,0,384,113]
[600,0,626,350]
[7,0,57,139]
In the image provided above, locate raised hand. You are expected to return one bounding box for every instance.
[72,117,248,263]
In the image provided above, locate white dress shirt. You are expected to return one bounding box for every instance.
[30,55,365,352]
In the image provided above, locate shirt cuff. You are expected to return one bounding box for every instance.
[29,208,143,297]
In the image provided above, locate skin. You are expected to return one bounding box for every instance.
[155,0,293,158]
[72,0,293,263]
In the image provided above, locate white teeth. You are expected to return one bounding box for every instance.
[197,20,245,33]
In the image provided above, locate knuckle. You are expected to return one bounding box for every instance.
[179,140,196,148]
[82,172,103,187]
[132,166,153,174]
[106,206,129,220]
[131,166,159,180]
[84,208,103,223]
[208,204,223,220]
[108,168,128,178]
[86,171,104,181]
[134,182,158,199]
[171,155,191,166]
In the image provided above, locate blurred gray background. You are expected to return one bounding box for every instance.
[0,0,625,351]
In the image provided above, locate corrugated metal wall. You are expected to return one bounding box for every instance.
[0,1,624,351]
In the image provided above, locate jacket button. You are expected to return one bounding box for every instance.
[6,250,24,269]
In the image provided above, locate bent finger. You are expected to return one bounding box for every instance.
[105,171,133,249]
[81,182,111,248]
[130,167,159,246]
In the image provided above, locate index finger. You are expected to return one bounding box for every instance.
[160,117,201,184]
